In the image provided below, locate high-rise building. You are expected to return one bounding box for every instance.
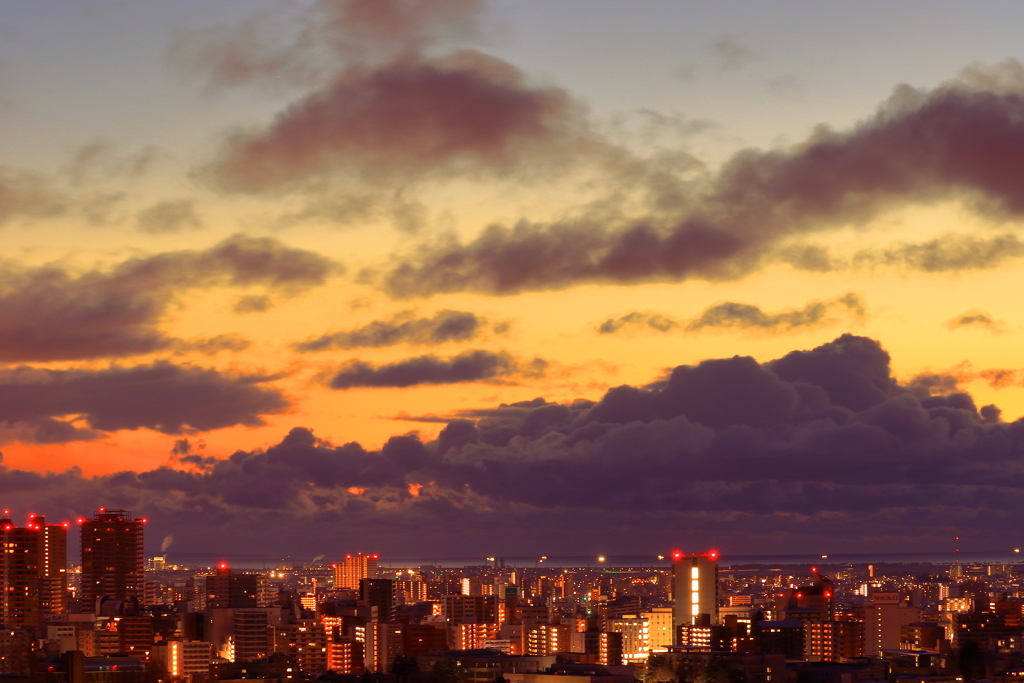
[359,578,394,622]
[863,592,919,657]
[205,562,265,608]
[0,512,69,627]
[79,509,145,612]
[671,550,719,633]
[333,553,378,590]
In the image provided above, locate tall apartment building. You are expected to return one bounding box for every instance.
[863,592,919,657]
[333,553,378,590]
[672,550,719,633]
[359,578,394,622]
[0,512,68,627]
[79,509,145,612]
[204,562,268,608]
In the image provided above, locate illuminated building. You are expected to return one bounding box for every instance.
[280,620,328,674]
[863,592,919,658]
[524,624,571,656]
[443,594,499,624]
[327,638,364,674]
[333,553,378,590]
[454,622,500,649]
[776,569,834,625]
[671,550,719,633]
[643,608,674,651]
[396,577,428,604]
[584,631,623,666]
[607,616,649,662]
[152,640,213,679]
[806,621,863,661]
[79,509,145,612]
[677,624,731,651]
[0,512,69,627]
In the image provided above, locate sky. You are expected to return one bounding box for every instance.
[3,0,1024,562]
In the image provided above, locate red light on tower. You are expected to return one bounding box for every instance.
[76,517,85,525]
[708,549,719,560]
[218,561,228,570]
[2,510,8,516]
[62,521,70,528]
[671,550,684,561]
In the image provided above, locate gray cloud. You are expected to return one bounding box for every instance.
[380,64,1024,297]
[295,309,490,351]
[946,309,1004,333]
[711,36,759,71]
[0,235,339,362]
[598,293,864,335]
[0,362,289,444]
[136,199,204,234]
[0,169,67,226]
[327,349,545,388]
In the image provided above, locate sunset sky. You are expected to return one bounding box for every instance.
[4,0,1024,562]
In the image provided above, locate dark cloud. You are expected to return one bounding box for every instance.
[0,235,338,362]
[0,362,288,444]
[380,65,1024,297]
[208,51,574,191]
[295,309,489,351]
[327,349,546,389]
[10,334,1024,557]
[946,309,1004,332]
[598,293,864,335]
[136,199,204,234]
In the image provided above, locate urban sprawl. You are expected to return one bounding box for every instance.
[0,509,1017,683]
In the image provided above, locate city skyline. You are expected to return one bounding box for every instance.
[4,1,1024,558]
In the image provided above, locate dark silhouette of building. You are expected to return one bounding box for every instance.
[79,509,145,613]
[0,512,69,626]
[360,578,394,622]
[205,562,261,608]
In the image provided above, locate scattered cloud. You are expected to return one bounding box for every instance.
[0,235,339,362]
[136,199,204,234]
[326,349,546,389]
[380,63,1024,297]
[711,36,759,71]
[946,309,1004,333]
[598,293,864,335]
[295,309,492,351]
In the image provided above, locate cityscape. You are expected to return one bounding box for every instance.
[0,507,1020,683]
[6,2,1024,683]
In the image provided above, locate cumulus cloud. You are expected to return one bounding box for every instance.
[8,334,1024,557]
[380,63,1024,297]
[0,362,288,444]
[946,309,1004,332]
[598,293,864,335]
[327,349,546,388]
[207,51,576,191]
[295,309,491,351]
[0,234,339,362]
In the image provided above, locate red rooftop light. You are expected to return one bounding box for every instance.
[708,549,719,560]
[671,550,684,561]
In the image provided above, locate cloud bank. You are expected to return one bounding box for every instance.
[296,309,491,351]
[7,334,1024,557]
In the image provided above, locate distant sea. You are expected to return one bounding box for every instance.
[164,550,1023,571]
